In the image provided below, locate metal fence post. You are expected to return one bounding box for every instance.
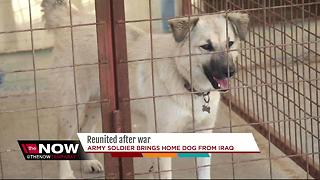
[182,0,192,16]
[111,0,134,178]
[95,0,133,179]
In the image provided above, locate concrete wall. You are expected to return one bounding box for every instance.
[0,0,181,53]
[124,0,182,33]
[125,0,162,33]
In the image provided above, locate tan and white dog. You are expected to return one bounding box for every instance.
[41,0,249,179]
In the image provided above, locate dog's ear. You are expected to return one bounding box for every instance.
[168,17,199,42]
[226,13,249,40]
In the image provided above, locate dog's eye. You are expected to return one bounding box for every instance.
[228,41,234,48]
[200,44,214,51]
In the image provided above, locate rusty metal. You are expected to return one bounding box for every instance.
[111,0,134,178]
[95,0,121,178]
[96,0,133,179]
[182,0,192,16]
[95,0,133,179]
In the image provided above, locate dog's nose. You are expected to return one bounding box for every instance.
[209,54,236,79]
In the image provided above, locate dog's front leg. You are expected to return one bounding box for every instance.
[79,104,103,174]
[158,151,211,179]
[57,109,78,179]
[195,128,212,179]
[159,158,172,179]
[196,157,211,179]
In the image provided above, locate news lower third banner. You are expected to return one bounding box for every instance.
[77,133,260,158]
[18,140,90,160]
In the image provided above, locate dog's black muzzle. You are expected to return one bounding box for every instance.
[203,53,236,91]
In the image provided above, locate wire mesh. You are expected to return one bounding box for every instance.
[0,0,105,178]
[128,0,320,178]
[190,0,320,178]
[0,0,319,179]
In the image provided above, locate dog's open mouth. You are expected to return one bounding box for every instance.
[203,66,230,92]
[213,77,229,91]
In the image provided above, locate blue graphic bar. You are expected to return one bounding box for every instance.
[178,153,210,158]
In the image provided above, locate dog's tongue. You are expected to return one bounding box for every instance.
[216,78,229,89]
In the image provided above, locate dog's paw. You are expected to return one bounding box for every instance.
[83,160,104,173]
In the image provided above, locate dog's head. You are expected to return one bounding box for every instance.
[168,13,249,92]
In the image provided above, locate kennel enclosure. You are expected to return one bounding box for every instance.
[0,0,319,179]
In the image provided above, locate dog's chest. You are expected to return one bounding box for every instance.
[145,91,221,132]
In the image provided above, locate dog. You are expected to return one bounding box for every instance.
[41,0,249,179]
[128,14,249,179]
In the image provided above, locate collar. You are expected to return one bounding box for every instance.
[184,80,211,113]
[184,80,210,97]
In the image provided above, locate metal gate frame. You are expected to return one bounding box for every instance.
[95,0,134,179]
[96,0,320,178]
[182,0,320,178]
